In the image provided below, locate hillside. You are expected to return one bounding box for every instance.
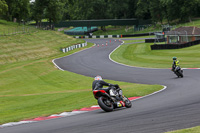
[0,21,162,124]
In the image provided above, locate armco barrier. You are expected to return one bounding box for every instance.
[74,33,155,39]
[122,32,154,37]
[151,39,200,50]
[61,42,87,53]
[145,38,166,43]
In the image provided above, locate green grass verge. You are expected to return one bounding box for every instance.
[0,21,163,124]
[166,126,200,133]
[111,41,200,68]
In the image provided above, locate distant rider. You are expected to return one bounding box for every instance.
[171,57,180,72]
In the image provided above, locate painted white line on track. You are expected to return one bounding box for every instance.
[132,85,167,101]
[50,111,87,117]
[182,68,200,69]
[0,121,36,128]
[109,45,166,70]
[52,58,65,71]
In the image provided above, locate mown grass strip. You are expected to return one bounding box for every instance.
[111,41,200,68]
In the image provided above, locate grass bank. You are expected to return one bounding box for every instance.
[0,21,163,124]
[111,41,200,68]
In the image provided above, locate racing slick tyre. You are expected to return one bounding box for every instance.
[124,96,132,108]
[179,70,183,78]
[98,96,114,112]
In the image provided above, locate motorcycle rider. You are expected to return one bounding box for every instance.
[171,57,180,72]
[92,75,119,91]
[92,75,126,100]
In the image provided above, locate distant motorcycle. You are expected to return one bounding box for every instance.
[93,85,132,112]
[172,66,183,78]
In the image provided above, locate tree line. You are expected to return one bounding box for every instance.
[0,0,200,26]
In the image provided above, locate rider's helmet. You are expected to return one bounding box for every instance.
[94,75,102,80]
[173,57,177,60]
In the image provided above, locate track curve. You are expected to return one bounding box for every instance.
[1,38,200,133]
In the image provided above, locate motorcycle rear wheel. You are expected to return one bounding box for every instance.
[98,97,114,112]
[175,71,183,78]
[179,70,183,78]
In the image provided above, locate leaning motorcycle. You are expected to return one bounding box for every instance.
[93,86,132,112]
[173,66,183,78]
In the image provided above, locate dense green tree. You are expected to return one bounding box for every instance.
[30,0,47,26]
[161,0,200,23]
[0,0,8,17]
[148,0,165,24]
[5,0,30,23]
[5,0,15,21]
[31,0,66,27]
[179,0,200,22]
[45,0,66,25]
[1,0,200,25]
[135,0,150,19]
[108,0,130,19]
[88,0,109,19]
[13,0,30,23]
[67,0,93,20]
[126,0,137,18]
[66,0,136,20]
[196,1,200,17]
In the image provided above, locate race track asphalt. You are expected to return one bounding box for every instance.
[1,38,200,133]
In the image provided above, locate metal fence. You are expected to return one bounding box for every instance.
[0,26,38,36]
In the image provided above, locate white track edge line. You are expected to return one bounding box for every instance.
[109,45,166,70]
[132,85,167,101]
[52,43,94,71]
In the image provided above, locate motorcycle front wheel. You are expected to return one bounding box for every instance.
[98,96,114,112]
[124,96,132,108]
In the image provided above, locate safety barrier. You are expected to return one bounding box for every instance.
[75,35,121,39]
[75,33,154,39]
[151,39,200,50]
[121,33,154,37]
[145,38,166,43]
[61,42,87,53]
